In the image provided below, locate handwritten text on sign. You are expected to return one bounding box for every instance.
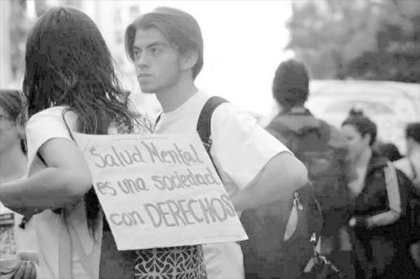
[73,132,247,251]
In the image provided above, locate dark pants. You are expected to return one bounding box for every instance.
[352,228,419,279]
[99,230,135,279]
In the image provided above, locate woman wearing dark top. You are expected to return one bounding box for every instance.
[341,110,418,278]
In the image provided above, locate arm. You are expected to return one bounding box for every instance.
[230,152,308,211]
[0,138,92,212]
[366,164,401,227]
[350,164,401,228]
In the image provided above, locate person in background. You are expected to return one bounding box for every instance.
[394,122,420,269]
[341,109,417,278]
[125,7,308,278]
[265,59,351,273]
[0,89,37,278]
[374,142,403,162]
[0,7,153,279]
[394,123,420,189]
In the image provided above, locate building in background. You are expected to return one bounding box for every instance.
[0,0,12,88]
[1,0,32,88]
[306,79,420,153]
[0,0,160,115]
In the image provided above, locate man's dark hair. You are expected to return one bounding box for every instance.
[272,59,309,110]
[406,122,420,144]
[125,7,203,79]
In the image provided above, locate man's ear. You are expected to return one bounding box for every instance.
[16,111,26,140]
[16,122,26,140]
[181,50,198,71]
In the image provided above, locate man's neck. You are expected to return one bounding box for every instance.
[156,78,198,113]
[0,144,27,183]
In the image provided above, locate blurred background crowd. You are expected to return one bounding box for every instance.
[1,1,420,278]
[1,0,419,120]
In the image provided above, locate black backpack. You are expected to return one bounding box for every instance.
[241,182,323,279]
[265,109,350,236]
[195,99,323,278]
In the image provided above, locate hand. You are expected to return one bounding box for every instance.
[12,260,36,279]
[5,207,42,219]
[0,259,36,279]
[349,216,368,228]
[17,251,39,265]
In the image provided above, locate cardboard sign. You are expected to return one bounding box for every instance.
[73,132,247,251]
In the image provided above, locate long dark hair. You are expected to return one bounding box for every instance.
[23,6,151,233]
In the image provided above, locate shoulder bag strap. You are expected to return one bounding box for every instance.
[196,96,228,153]
[154,112,163,129]
[195,96,227,177]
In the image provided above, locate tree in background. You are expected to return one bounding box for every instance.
[346,2,420,82]
[286,0,420,82]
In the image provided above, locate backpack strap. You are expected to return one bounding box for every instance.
[154,112,162,130]
[196,96,228,178]
[196,96,228,153]
[154,96,228,153]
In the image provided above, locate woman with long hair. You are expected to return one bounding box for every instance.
[0,7,152,279]
[341,109,417,278]
[0,90,26,191]
[0,89,37,278]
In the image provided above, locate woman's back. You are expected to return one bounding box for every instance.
[25,106,101,279]
[0,89,38,268]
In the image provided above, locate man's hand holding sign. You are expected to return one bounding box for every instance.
[73,132,247,251]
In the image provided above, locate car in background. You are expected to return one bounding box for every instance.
[305,80,420,154]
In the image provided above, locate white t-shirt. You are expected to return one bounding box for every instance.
[154,91,290,279]
[394,150,420,188]
[26,107,103,279]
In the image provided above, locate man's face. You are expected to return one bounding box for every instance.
[132,28,182,94]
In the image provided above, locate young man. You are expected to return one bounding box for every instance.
[264,59,351,276]
[125,7,308,278]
